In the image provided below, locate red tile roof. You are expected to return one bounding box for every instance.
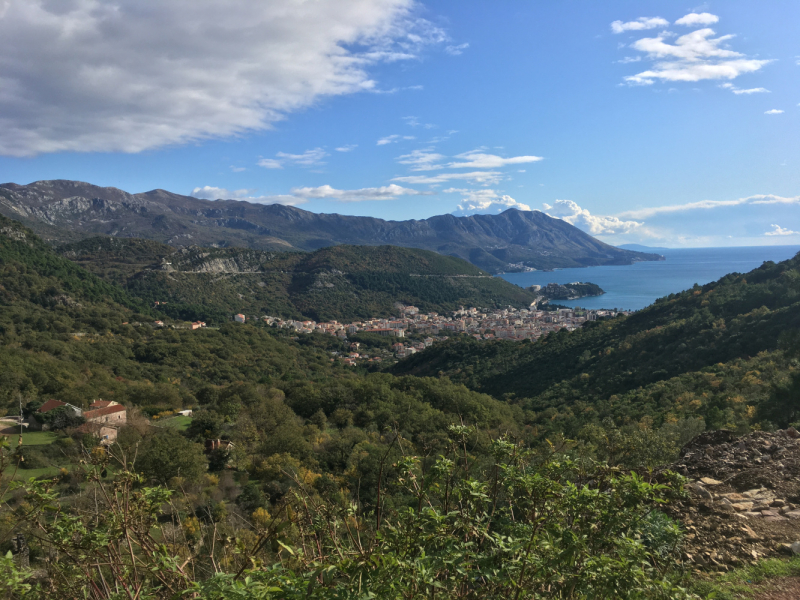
[84,405,126,420]
[38,399,67,414]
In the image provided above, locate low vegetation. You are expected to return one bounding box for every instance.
[2,214,800,597]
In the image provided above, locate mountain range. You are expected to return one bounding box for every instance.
[0,179,662,273]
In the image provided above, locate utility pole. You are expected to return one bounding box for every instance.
[18,394,24,448]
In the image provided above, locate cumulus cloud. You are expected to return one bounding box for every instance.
[0,0,444,157]
[765,109,784,115]
[289,184,432,202]
[450,189,531,217]
[191,186,305,206]
[445,150,544,169]
[623,27,771,85]
[544,200,642,235]
[675,12,719,27]
[611,17,669,34]
[617,194,800,220]
[257,148,328,169]
[377,134,416,145]
[765,224,799,236]
[335,144,358,152]
[719,83,770,94]
[392,171,504,185]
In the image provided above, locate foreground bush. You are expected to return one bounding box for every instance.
[1,432,693,599]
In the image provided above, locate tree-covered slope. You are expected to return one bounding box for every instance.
[60,238,539,322]
[0,214,147,317]
[392,252,800,430]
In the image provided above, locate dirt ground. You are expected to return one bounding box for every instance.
[750,576,800,599]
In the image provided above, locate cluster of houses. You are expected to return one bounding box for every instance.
[255,304,630,363]
[31,399,127,444]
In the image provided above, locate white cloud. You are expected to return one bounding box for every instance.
[765,224,799,236]
[191,186,305,206]
[675,12,719,27]
[230,166,246,172]
[396,148,445,171]
[193,183,430,204]
[611,17,669,34]
[335,144,358,152]
[623,28,771,85]
[402,115,435,128]
[445,150,544,169]
[765,109,784,115]
[392,171,504,185]
[618,194,800,220]
[289,184,431,202]
[377,134,416,145]
[445,43,469,56]
[451,189,531,217]
[257,148,328,169]
[616,56,642,64]
[545,199,642,235]
[0,0,445,157]
[720,83,770,94]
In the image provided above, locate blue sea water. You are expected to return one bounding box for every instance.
[498,245,800,312]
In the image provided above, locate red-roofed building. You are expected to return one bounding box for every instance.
[38,399,67,414]
[84,404,127,426]
[30,399,82,431]
[82,404,127,444]
[89,400,118,410]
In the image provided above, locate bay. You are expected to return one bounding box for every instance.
[498,245,800,312]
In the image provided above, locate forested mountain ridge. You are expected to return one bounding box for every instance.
[58,237,539,322]
[0,179,662,273]
[0,214,145,314]
[393,252,800,434]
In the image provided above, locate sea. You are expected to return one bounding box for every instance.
[498,245,800,312]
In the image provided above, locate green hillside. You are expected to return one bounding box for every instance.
[61,238,538,322]
[59,236,175,285]
[0,220,522,437]
[0,215,149,329]
[393,252,800,434]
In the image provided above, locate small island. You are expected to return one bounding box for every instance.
[528,281,605,301]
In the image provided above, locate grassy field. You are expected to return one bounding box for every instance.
[0,430,61,446]
[9,465,62,481]
[22,431,60,446]
[161,415,192,432]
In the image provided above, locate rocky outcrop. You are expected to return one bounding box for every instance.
[660,428,800,570]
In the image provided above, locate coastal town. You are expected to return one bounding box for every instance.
[254,303,632,365]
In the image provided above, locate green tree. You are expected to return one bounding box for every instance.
[136,429,208,483]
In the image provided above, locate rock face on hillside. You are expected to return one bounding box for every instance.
[660,428,800,570]
[0,180,662,273]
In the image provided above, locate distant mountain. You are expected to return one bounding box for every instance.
[59,238,540,322]
[0,180,662,273]
[618,243,671,252]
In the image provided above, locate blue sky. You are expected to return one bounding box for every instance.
[0,0,797,247]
